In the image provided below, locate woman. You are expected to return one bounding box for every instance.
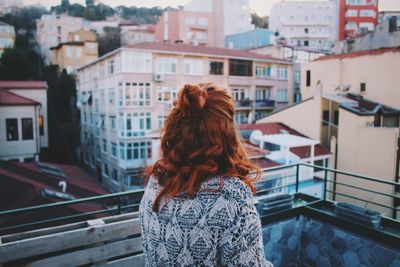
[139,83,272,266]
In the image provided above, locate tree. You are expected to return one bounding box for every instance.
[0,49,30,80]
[251,13,269,29]
[86,0,95,7]
[98,27,121,56]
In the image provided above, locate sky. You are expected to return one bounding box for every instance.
[21,0,400,16]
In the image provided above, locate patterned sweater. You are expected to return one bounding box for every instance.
[139,176,273,267]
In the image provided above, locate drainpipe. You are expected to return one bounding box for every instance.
[35,105,41,161]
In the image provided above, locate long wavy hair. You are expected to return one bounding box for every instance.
[150,83,260,212]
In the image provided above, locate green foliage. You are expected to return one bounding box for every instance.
[0,6,48,32]
[98,27,121,56]
[116,6,163,24]
[251,13,269,29]
[51,0,115,21]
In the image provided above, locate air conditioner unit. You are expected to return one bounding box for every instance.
[153,73,164,82]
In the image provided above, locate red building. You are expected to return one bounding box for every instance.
[338,0,379,40]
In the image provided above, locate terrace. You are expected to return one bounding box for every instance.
[0,163,399,266]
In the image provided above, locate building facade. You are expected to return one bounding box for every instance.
[76,42,292,192]
[121,25,155,46]
[225,28,275,50]
[155,9,214,46]
[0,81,48,162]
[51,29,98,74]
[338,0,379,40]
[269,0,338,51]
[0,21,15,57]
[36,14,85,63]
[184,0,254,47]
[250,44,329,103]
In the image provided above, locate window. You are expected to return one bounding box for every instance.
[346,10,358,17]
[234,112,248,124]
[186,31,194,39]
[121,82,151,107]
[102,163,109,177]
[184,59,203,75]
[108,60,115,75]
[229,59,252,76]
[22,118,34,140]
[278,67,288,80]
[196,31,207,40]
[306,70,311,86]
[112,169,118,183]
[359,22,374,31]
[255,66,266,78]
[111,142,117,158]
[256,88,271,100]
[66,47,73,57]
[345,22,358,30]
[108,89,115,105]
[76,47,81,57]
[102,139,107,152]
[231,88,246,101]
[277,89,288,102]
[295,71,301,83]
[198,17,208,26]
[360,82,366,92]
[263,142,280,152]
[121,51,152,73]
[38,115,44,136]
[185,17,195,25]
[119,112,152,137]
[305,28,309,34]
[119,141,152,160]
[156,58,177,74]
[333,110,339,126]
[125,170,145,188]
[210,62,223,75]
[108,116,115,131]
[157,87,177,102]
[304,40,309,46]
[158,115,167,128]
[6,119,18,141]
[322,110,329,126]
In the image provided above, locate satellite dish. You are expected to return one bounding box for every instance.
[249,130,263,146]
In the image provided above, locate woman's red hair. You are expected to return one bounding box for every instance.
[150,83,260,212]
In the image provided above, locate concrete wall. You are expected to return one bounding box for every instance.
[301,50,400,109]
[336,108,399,217]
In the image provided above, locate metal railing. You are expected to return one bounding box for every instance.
[0,163,399,235]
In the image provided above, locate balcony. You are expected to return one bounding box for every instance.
[0,163,399,266]
[255,99,276,110]
[234,99,253,109]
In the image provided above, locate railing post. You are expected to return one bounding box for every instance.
[323,168,328,201]
[295,164,300,193]
[117,197,122,214]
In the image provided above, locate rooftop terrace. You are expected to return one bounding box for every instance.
[0,163,399,266]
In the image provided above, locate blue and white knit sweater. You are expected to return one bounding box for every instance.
[139,176,273,267]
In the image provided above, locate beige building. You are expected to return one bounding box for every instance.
[121,25,155,46]
[36,14,85,63]
[258,92,400,218]
[301,47,400,109]
[0,21,15,57]
[0,81,49,162]
[76,42,292,192]
[50,30,98,74]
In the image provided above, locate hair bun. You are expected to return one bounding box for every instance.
[178,84,208,118]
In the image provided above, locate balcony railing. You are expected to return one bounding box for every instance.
[0,163,399,266]
[255,99,275,109]
[234,99,253,109]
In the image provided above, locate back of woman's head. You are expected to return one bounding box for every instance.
[151,83,260,211]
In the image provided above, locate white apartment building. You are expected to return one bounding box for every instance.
[0,21,15,57]
[184,0,255,47]
[36,14,85,63]
[0,81,48,162]
[269,0,338,50]
[76,42,292,192]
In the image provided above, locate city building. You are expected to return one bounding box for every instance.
[76,42,292,192]
[239,122,332,199]
[338,0,379,40]
[269,0,338,51]
[301,47,400,109]
[250,44,329,103]
[50,29,99,74]
[0,21,15,57]
[87,17,120,36]
[0,81,48,162]
[225,28,275,50]
[379,10,400,26]
[333,17,400,54]
[0,160,111,230]
[36,14,85,63]
[155,9,214,46]
[0,0,23,15]
[184,0,255,47]
[121,24,156,46]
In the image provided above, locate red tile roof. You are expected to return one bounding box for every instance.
[0,81,47,89]
[125,42,290,63]
[238,122,331,159]
[315,47,400,61]
[0,90,40,106]
[243,142,269,158]
[0,161,112,234]
[251,158,281,169]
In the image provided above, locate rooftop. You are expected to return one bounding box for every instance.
[0,81,47,90]
[0,90,40,106]
[340,93,400,116]
[315,46,400,61]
